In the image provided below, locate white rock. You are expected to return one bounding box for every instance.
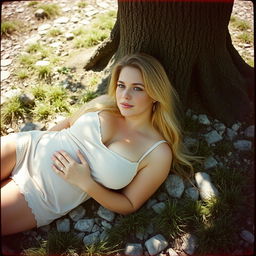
[166,248,178,256]
[71,17,80,23]
[56,218,70,232]
[198,114,211,125]
[38,24,51,31]
[145,234,168,256]
[125,243,143,256]
[233,140,252,151]
[24,35,41,45]
[80,19,90,25]
[204,130,223,145]
[1,59,12,67]
[3,88,21,98]
[240,230,254,244]
[1,71,10,81]
[244,125,254,138]
[165,174,185,198]
[54,17,70,24]
[35,60,50,66]
[195,172,219,200]
[83,231,100,246]
[181,233,198,255]
[65,32,74,40]
[203,156,218,169]
[97,206,115,222]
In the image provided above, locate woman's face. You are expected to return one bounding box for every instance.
[116,66,154,118]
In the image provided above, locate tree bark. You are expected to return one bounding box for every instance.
[86,0,254,126]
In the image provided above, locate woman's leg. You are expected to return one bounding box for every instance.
[1,179,37,235]
[1,135,17,181]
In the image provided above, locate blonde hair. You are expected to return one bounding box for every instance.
[71,53,196,179]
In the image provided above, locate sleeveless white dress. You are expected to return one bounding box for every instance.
[10,111,166,227]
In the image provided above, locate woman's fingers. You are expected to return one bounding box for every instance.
[77,150,87,166]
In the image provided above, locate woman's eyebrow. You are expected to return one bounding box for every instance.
[117,80,144,86]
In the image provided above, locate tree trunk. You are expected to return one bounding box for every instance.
[86,0,254,126]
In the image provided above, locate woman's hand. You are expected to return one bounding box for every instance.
[52,150,92,191]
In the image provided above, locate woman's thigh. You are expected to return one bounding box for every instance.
[1,135,17,181]
[1,179,37,236]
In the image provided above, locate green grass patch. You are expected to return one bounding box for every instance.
[19,53,37,68]
[36,3,60,19]
[237,32,253,44]
[1,20,21,36]
[36,65,52,80]
[230,15,251,31]
[82,241,120,256]
[27,1,39,7]
[92,11,117,31]
[47,28,62,37]
[16,69,29,80]
[80,91,98,104]
[196,140,212,157]
[77,1,88,8]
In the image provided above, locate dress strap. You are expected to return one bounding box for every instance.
[138,140,167,163]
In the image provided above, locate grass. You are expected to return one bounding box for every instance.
[237,32,253,44]
[36,3,60,19]
[230,15,251,31]
[77,1,88,8]
[47,28,62,37]
[16,70,29,80]
[1,20,21,36]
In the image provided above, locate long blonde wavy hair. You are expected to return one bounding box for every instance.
[70,53,196,179]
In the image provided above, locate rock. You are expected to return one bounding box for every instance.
[198,114,211,125]
[166,248,178,256]
[74,219,94,232]
[35,60,50,66]
[81,19,90,25]
[226,128,237,141]
[97,206,115,222]
[20,122,45,132]
[244,125,254,138]
[233,140,252,151]
[185,187,199,201]
[71,17,80,23]
[54,17,70,24]
[65,32,74,40]
[195,172,219,200]
[85,10,98,17]
[232,123,241,132]
[19,93,35,106]
[83,231,100,246]
[145,234,168,256]
[203,156,218,169]
[100,230,109,241]
[213,122,226,132]
[101,220,112,230]
[204,130,223,145]
[24,35,41,45]
[38,24,51,31]
[240,230,255,244]
[152,202,166,214]
[183,137,198,153]
[181,233,198,255]
[35,9,47,19]
[157,192,168,201]
[1,59,12,67]
[165,174,185,198]
[125,243,143,256]
[68,205,85,221]
[1,71,10,81]
[92,224,101,232]
[49,42,63,48]
[147,199,158,209]
[56,218,70,232]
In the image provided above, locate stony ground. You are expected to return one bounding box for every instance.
[1,0,254,256]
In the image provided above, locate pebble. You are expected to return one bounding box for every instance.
[181,233,198,255]
[35,60,50,66]
[68,205,86,221]
[20,122,45,132]
[166,248,178,256]
[226,128,238,141]
[56,218,70,232]
[125,243,143,256]
[74,219,94,232]
[83,231,100,246]
[165,174,185,198]
[203,156,218,169]
[152,202,166,214]
[1,59,12,66]
[97,206,115,222]
[195,172,219,200]
[185,187,199,201]
[244,125,254,138]
[240,230,255,244]
[198,114,211,125]
[54,16,70,24]
[1,71,11,81]
[145,234,168,256]
[233,140,252,151]
[38,24,51,31]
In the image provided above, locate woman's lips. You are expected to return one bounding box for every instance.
[120,102,134,108]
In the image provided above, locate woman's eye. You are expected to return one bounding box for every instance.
[134,87,143,91]
[117,84,125,88]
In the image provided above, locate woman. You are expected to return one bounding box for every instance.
[1,53,194,236]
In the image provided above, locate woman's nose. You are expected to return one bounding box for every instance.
[123,88,131,99]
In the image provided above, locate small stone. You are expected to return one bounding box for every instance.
[69,205,85,221]
[232,123,241,132]
[240,230,254,244]
[1,59,12,67]
[198,114,211,125]
[1,71,10,81]
[38,24,51,31]
[20,122,45,132]
[35,9,47,19]
[183,137,198,153]
[74,219,94,232]
[145,234,168,256]
[35,60,50,66]
[125,243,143,256]
[185,187,199,201]
[226,128,237,141]
[100,230,109,241]
[65,33,74,40]
[56,218,70,232]
[181,233,198,255]
[81,19,90,25]
[213,122,226,132]
[203,156,218,169]
[152,202,166,214]
[7,128,15,134]
[71,17,80,23]
[244,125,254,138]
[147,199,158,209]
[19,93,35,106]
[204,130,223,145]
[195,172,219,200]
[191,114,198,121]
[233,140,252,151]
[166,248,178,256]
[92,224,101,233]
[101,220,112,230]
[49,42,63,48]
[83,231,100,246]
[54,17,70,24]
[157,192,168,201]
[24,35,41,45]
[62,7,71,12]
[97,206,115,222]
[86,10,98,17]
[165,174,185,198]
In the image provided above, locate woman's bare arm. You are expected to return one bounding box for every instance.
[48,117,71,131]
